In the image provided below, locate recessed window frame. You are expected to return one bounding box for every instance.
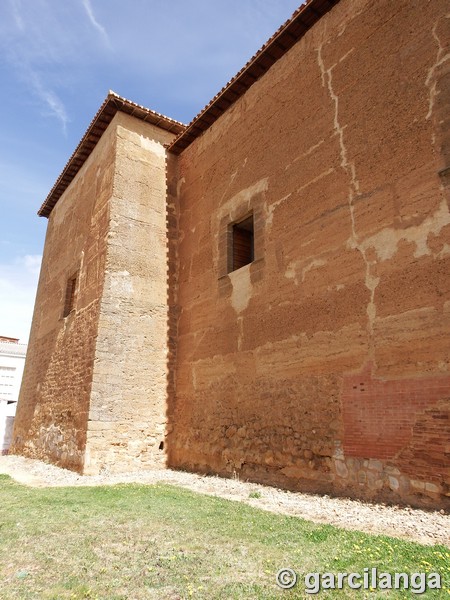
[63,272,78,318]
[218,202,265,290]
[228,213,255,273]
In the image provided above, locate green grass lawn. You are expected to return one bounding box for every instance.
[0,474,448,599]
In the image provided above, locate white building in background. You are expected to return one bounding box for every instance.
[0,337,27,453]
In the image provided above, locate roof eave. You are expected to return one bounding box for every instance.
[38,91,186,218]
[168,0,341,155]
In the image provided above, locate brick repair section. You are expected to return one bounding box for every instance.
[342,362,450,461]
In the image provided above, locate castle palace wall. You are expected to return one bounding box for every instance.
[84,114,174,474]
[12,0,450,508]
[12,113,175,474]
[11,116,117,471]
[168,0,450,508]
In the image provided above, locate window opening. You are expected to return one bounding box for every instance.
[230,214,254,272]
[63,274,77,317]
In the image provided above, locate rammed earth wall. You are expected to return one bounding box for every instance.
[167,0,450,508]
[12,0,450,509]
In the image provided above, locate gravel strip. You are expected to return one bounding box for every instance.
[0,455,448,547]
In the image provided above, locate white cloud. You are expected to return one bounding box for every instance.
[81,0,111,48]
[28,71,69,134]
[3,0,112,134]
[2,1,71,134]
[0,255,42,343]
[20,254,42,277]
[9,0,24,31]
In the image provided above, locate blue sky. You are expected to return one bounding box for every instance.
[0,0,301,342]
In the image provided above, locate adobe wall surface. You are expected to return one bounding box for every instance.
[11,120,116,471]
[169,0,450,508]
[84,113,174,474]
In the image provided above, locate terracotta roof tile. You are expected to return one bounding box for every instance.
[39,0,340,217]
[38,92,185,218]
[168,0,341,154]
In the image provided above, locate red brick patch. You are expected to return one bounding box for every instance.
[342,362,450,460]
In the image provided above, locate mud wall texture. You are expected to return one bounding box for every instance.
[84,114,174,474]
[168,0,450,508]
[11,120,116,471]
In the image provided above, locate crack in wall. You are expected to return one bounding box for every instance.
[301,259,327,283]
[237,316,244,351]
[266,193,291,227]
[295,167,335,195]
[425,14,450,123]
[288,139,325,168]
[317,44,378,351]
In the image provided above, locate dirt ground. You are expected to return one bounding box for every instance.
[0,454,448,547]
